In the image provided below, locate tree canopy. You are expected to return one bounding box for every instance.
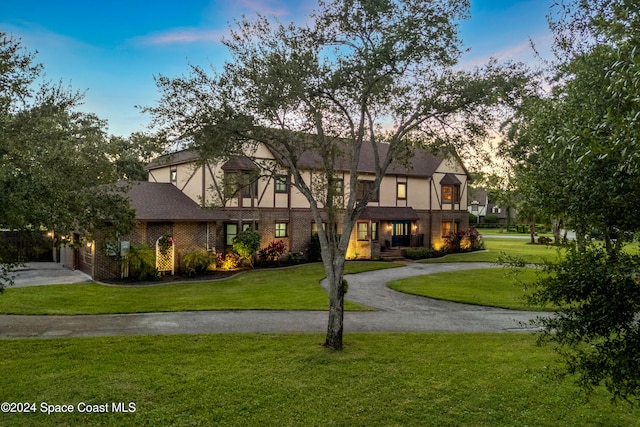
[0,33,155,287]
[147,0,530,349]
[503,0,640,402]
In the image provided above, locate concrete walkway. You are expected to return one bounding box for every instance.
[9,262,92,287]
[0,262,544,338]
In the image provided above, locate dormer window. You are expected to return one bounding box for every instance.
[440,173,461,204]
[222,156,259,199]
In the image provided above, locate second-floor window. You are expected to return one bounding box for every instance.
[170,167,177,183]
[357,180,379,202]
[225,171,258,198]
[397,182,407,200]
[442,185,460,203]
[275,175,289,193]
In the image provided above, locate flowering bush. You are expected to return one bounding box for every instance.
[258,240,287,263]
[158,235,174,256]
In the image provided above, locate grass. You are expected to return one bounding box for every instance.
[1,333,638,426]
[0,261,402,315]
[423,238,564,264]
[388,268,557,311]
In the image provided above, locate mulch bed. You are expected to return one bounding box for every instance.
[101,270,239,286]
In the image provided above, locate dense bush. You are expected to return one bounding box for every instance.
[219,252,240,270]
[404,247,435,260]
[232,229,261,267]
[126,244,158,281]
[259,240,287,264]
[307,233,322,262]
[538,236,553,245]
[483,214,498,224]
[183,249,212,276]
[443,228,484,253]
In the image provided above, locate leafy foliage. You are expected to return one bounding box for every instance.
[529,245,640,401]
[443,228,484,253]
[126,244,158,281]
[232,229,261,267]
[146,0,530,349]
[259,240,287,264]
[183,249,212,276]
[502,0,640,401]
[0,33,137,247]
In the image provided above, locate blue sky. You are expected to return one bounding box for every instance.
[3,0,553,137]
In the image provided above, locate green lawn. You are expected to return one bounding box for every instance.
[388,268,556,311]
[423,238,564,264]
[1,334,637,426]
[0,262,401,315]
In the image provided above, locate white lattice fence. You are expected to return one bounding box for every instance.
[156,237,175,275]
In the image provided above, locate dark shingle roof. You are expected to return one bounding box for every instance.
[144,150,201,170]
[360,206,419,220]
[287,142,445,178]
[127,182,227,222]
[147,141,450,178]
[439,173,462,185]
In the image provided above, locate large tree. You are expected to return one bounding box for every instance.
[0,33,136,289]
[504,0,640,401]
[148,0,528,349]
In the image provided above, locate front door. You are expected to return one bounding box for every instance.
[391,221,410,247]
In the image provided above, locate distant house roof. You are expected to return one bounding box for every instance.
[127,182,227,222]
[469,188,488,205]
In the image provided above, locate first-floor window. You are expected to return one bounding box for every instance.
[275,222,288,238]
[226,223,238,245]
[357,222,369,241]
[442,221,451,237]
[371,222,378,241]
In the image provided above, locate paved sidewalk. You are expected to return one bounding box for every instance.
[0,262,545,338]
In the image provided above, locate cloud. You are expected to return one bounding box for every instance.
[459,33,554,69]
[233,0,290,17]
[133,28,227,46]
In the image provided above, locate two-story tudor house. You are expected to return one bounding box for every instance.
[67,141,470,280]
[146,141,471,260]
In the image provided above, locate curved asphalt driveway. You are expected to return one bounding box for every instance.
[0,262,544,338]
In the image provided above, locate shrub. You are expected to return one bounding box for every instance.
[126,244,158,281]
[404,247,434,260]
[259,240,287,263]
[538,236,553,245]
[307,233,322,262]
[288,252,304,264]
[220,252,240,270]
[443,228,484,254]
[183,249,212,276]
[484,214,498,224]
[232,229,261,267]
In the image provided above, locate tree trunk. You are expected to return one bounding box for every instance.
[529,222,536,244]
[323,253,347,350]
